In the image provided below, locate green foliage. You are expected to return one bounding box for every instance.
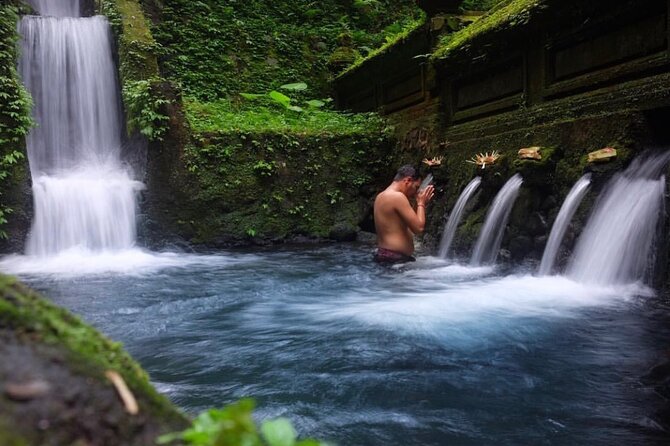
[252,160,277,177]
[150,0,422,101]
[158,399,326,446]
[99,0,168,141]
[122,78,171,140]
[184,99,386,136]
[241,82,328,113]
[0,4,33,238]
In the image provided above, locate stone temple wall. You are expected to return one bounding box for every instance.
[334,0,670,278]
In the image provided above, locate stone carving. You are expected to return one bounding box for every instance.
[587,147,617,163]
[402,127,432,152]
[518,147,542,160]
[422,156,443,166]
[466,150,501,169]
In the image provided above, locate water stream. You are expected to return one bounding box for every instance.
[438,177,481,259]
[470,174,523,266]
[567,153,670,285]
[5,246,668,446]
[538,174,591,276]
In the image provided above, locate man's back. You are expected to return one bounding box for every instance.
[374,189,414,256]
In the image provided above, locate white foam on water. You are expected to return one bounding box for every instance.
[0,249,255,278]
[329,274,652,344]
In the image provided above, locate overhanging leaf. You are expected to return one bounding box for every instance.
[305,99,325,108]
[268,90,292,108]
[280,82,308,91]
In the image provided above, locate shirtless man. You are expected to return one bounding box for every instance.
[373,165,435,264]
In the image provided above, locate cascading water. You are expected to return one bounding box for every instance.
[27,0,81,18]
[537,174,591,276]
[470,174,523,266]
[567,153,670,285]
[18,5,143,257]
[438,177,481,259]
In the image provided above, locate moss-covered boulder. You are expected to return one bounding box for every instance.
[0,274,188,445]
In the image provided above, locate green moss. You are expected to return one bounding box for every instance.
[98,0,167,140]
[0,418,28,446]
[185,99,386,135]
[173,109,396,243]
[432,0,544,60]
[0,275,185,423]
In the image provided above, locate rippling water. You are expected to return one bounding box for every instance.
[5,244,670,445]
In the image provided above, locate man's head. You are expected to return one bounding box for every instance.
[393,164,421,197]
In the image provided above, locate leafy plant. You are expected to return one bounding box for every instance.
[150,0,423,102]
[183,99,385,136]
[241,83,329,113]
[0,4,34,239]
[122,77,171,141]
[252,160,277,177]
[157,399,327,446]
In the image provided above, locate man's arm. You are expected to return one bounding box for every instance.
[395,185,434,234]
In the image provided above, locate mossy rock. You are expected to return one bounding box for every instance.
[0,275,188,445]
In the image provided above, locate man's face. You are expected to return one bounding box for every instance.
[405,177,421,198]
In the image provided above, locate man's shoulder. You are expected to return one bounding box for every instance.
[376,189,407,206]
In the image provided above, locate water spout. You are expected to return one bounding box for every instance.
[438,177,481,259]
[470,174,523,266]
[538,174,591,276]
[567,153,670,285]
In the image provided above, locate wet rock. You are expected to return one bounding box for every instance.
[540,195,557,211]
[526,212,547,236]
[328,223,358,242]
[498,248,511,261]
[509,235,533,261]
[357,231,376,244]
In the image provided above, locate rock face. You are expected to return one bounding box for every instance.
[0,275,188,445]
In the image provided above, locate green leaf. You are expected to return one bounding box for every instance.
[287,105,304,112]
[261,418,296,446]
[280,82,307,91]
[305,100,325,108]
[268,90,292,108]
[240,93,266,100]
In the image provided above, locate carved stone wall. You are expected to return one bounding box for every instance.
[333,0,670,275]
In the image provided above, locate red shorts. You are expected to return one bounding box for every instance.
[374,247,416,264]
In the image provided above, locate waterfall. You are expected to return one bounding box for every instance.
[438,177,481,259]
[470,174,523,266]
[27,0,81,17]
[567,153,670,285]
[19,7,143,256]
[538,174,591,276]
